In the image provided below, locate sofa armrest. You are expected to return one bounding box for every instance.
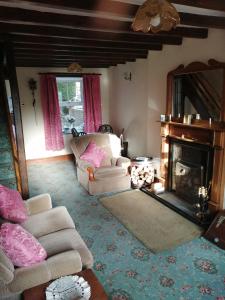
[0,250,14,284]
[24,194,52,216]
[46,250,82,279]
[78,160,96,181]
[116,157,131,171]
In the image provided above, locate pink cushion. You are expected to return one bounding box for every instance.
[0,223,47,267]
[0,185,28,223]
[80,141,106,168]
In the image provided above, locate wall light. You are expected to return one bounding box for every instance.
[124,72,132,81]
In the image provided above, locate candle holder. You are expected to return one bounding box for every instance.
[194,184,211,222]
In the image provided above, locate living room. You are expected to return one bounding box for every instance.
[0,1,225,300]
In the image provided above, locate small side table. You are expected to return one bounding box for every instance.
[23,269,108,300]
[130,157,154,189]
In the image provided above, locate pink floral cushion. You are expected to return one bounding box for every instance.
[0,185,28,223]
[0,223,47,267]
[80,141,106,168]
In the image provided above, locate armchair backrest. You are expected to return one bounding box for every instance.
[71,133,121,167]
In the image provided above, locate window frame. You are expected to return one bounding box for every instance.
[56,76,84,135]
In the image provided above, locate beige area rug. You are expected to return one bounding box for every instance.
[100,189,203,253]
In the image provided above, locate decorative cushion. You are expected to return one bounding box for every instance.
[0,185,28,223]
[0,223,47,267]
[80,141,106,168]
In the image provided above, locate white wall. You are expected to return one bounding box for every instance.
[16,67,110,160]
[108,29,225,158]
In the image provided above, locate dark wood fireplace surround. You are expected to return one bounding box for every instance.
[160,60,225,216]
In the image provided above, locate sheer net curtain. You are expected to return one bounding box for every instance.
[83,75,102,133]
[40,75,64,151]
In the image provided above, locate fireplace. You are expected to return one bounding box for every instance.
[141,119,225,226]
[168,137,214,206]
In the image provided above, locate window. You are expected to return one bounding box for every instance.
[56,77,84,134]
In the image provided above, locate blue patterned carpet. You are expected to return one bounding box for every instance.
[28,160,225,300]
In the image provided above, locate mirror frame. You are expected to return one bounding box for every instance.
[166,59,225,122]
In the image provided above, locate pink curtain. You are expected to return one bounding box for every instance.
[40,75,64,151]
[83,75,102,133]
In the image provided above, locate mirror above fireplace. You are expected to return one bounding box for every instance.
[166,59,225,122]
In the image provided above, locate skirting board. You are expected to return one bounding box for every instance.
[26,154,74,164]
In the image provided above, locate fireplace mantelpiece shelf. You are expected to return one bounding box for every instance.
[160,121,225,132]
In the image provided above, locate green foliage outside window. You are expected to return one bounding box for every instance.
[57,80,76,101]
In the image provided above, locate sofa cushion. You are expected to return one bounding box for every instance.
[94,166,127,179]
[80,141,106,168]
[8,250,82,293]
[22,206,75,238]
[0,185,28,223]
[0,223,47,267]
[38,228,93,269]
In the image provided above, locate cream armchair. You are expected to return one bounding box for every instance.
[0,194,93,299]
[70,133,131,195]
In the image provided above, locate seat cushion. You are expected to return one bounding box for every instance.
[38,228,93,269]
[94,166,127,180]
[8,250,82,293]
[22,206,75,238]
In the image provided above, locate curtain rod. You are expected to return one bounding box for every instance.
[38,72,102,76]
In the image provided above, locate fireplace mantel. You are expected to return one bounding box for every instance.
[160,121,225,212]
[160,59,225,214]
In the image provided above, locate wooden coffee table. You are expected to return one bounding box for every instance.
[23,269,108,300]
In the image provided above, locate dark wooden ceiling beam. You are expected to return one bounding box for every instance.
[0,21,208,40]
[0,6,223,33]
[16,62,113,68]
[8,0,225,14]
[14,51,147,59]
[180,12,225,29]
[172,0,225,12]
[0,6,136,32]
[15,60,120,66]
[166,27,207,38]
[15,57,139,63]
[15,57,136,63]
[13,44,148,54]
[8,35,169,49]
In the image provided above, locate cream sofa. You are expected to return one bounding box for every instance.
[71,133,131,195]
[0,193,93,299]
